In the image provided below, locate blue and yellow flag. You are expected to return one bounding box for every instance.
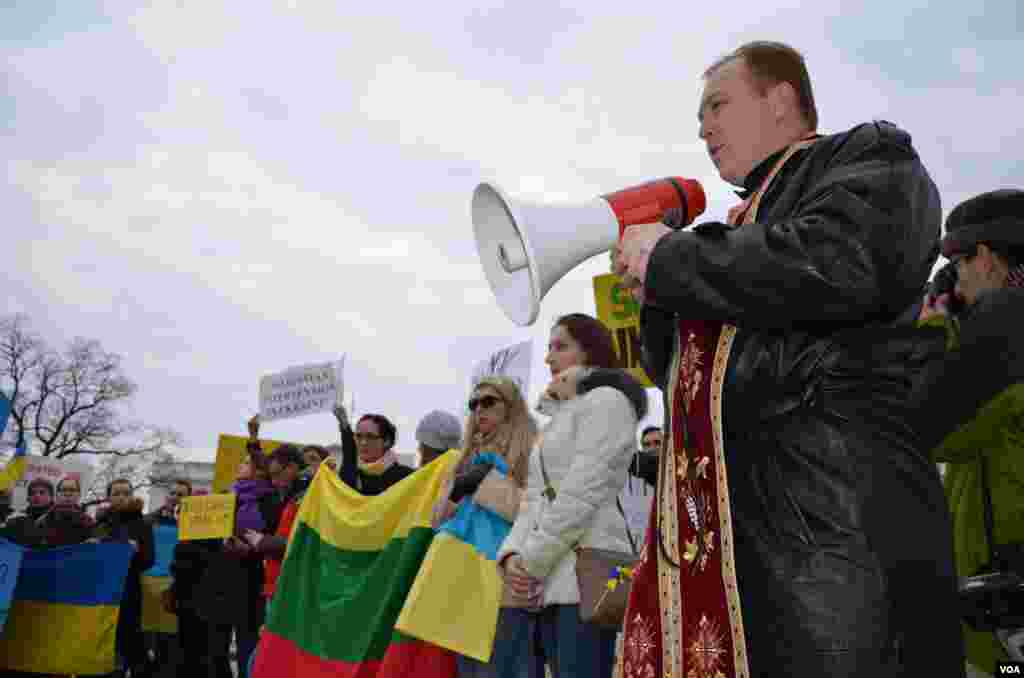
[0,391,10,437]
[0,539,24,632]
[0,437,27,493]
[396,452,510,662]
[0,541,133,675]
[141,522,179,633]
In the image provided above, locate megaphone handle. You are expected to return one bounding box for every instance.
[620,204,664,226]
[662,207,687,230]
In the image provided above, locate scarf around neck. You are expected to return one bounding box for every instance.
[359,450,397,476]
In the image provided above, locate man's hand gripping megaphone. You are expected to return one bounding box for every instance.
[603,180,704,304]
[613,222,675,304]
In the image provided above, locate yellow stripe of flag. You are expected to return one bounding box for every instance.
[0,600,121,675]
[294,451,462,554]
[0,454,26,493]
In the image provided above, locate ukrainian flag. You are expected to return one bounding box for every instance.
[0,391,10,437]
[395,452,510,662]
[0,436,27,493]
[141,523,179,633]
[0,541,134,675]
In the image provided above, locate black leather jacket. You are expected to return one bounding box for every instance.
[641,122,963,677]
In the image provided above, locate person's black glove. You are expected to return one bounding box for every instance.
[629,451,658,487]
[450,463,494,503]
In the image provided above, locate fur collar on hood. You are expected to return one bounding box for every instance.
[577,368,648,420]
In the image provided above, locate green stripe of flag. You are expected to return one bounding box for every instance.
[265,521,435,663]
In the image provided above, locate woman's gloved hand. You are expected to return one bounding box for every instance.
[449,462,495,503]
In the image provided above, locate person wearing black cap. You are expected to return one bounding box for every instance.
[915,189,1024,676]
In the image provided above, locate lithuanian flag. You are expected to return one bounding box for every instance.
[252,454,461,678]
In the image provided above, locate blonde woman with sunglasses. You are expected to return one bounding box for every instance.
[449,376,540,678]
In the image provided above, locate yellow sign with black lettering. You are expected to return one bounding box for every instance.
[178,494,236,541]
[592,273,653,388]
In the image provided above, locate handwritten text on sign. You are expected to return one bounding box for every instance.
[259,360,343,422]
[178,494,236,541]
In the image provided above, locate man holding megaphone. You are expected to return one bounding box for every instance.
[611,42,963,678]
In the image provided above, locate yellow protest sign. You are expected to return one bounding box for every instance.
[593,273,653,388]
[178,494,236,541]
[212,434,297,493]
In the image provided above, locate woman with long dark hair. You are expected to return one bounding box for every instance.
[495,313,646,678]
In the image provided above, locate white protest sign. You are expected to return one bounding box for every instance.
[259,358,344,422]
[11,456,96,512]
[470,341,532,401]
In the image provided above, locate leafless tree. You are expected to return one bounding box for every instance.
[1,315,182,502]
[82,448,183,508]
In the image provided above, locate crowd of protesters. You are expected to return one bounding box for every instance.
[1,37,1023,678]
[0,261,1021,677]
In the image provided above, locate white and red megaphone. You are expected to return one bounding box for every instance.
[472,177,706,326]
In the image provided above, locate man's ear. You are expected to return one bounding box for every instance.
[769,81,797,120]
[975,243,1003,278]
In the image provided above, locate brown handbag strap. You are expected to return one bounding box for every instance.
[537,440,557,502]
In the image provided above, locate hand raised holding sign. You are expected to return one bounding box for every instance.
[247,415,261,441]
[333,403,350,431]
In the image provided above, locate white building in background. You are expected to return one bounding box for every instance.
[147,459,215,513]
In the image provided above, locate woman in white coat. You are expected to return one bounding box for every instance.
[496,313,646,678]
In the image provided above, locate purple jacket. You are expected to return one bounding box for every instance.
[232,479,275,534]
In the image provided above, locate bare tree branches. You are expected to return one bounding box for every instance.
[82,445,183,508]
[0,315,181,469]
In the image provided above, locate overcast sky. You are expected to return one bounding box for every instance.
[3,1,1022,465]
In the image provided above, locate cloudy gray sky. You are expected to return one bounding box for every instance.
[4,1,1022,464]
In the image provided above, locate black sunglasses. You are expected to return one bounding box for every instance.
[468,395,502,412]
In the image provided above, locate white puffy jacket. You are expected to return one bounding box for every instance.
[497,385,639,606]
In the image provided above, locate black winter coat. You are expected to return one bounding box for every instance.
[1,505,52,547]
[640,122,963,677]
[170,492,278,626]
[93,499,156,649]
[2,505,95,548]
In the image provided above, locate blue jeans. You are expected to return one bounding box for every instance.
[456,605,617,678]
